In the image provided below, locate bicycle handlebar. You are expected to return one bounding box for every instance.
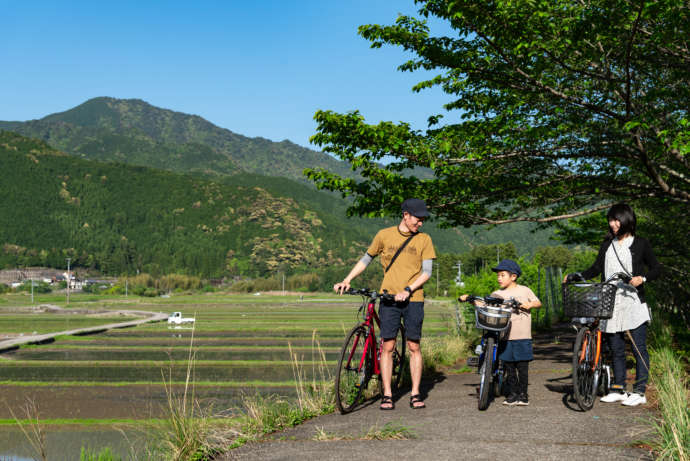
[459,295,525,313]
[565,271,634,287]
[344,288,396,302]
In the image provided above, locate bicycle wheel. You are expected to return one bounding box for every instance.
[493,360,504,398]
[391,325,406,392]
[335,325,371,414]
[572,327,599,411]
[478,336,494,411]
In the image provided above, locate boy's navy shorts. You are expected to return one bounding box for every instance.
[380,301,424,341]
[499,339,534,361]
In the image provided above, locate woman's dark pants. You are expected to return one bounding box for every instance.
[607,322,649,394]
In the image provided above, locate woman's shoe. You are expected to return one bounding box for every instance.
[600,391,628,403]
[621,393,646,406]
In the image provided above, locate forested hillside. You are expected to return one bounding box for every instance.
[0,97,354,183]
[0,131,551,280]
[0,131,371,277]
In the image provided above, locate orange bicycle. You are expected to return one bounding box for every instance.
[563,272,631,411]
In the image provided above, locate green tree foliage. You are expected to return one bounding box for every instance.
[535,246,573,269]
[304,0,689,320]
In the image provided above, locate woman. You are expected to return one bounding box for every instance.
[566,203,661,407]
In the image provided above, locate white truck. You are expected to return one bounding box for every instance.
[167,312,195,325]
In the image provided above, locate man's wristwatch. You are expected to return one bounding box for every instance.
[404,286,412,293]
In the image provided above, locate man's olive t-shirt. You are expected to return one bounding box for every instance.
[367,226,436,302]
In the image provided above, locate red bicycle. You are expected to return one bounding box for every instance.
[335,289,406,414]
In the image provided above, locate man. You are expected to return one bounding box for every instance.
[334,198,436,410]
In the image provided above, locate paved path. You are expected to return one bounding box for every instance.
[0,308,167,353]
[224,329,653,461]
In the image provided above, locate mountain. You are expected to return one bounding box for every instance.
[0,97,354,182]
[0,131,372,279]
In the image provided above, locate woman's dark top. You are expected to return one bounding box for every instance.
[581,236,661,304]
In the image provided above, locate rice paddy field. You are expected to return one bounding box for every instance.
[0,290,458,459]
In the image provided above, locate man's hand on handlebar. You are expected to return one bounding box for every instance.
[458,294,469,302]
[395,290,411,302]
[333,280,351,295]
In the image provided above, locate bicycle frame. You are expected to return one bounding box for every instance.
[345,297,382,376]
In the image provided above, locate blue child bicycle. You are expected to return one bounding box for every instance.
[460,295,520,410]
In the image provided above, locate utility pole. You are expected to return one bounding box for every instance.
[66,257,71,305]
[454,261,464,287]
[282,272,285,296]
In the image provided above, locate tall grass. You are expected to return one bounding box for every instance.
[8,398,47,461]
[648,346,690,461]
[231,331,334,447]
[145,317,229,461]
[421,316,477,374]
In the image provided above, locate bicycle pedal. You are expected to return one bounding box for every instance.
[467,356,479,367]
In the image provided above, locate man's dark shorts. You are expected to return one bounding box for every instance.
[380,301,424,341]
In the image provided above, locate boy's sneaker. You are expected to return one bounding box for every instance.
[503,394,519,406]
[600,391,628,403]
[621,393,646,406]
[516,394,529,406]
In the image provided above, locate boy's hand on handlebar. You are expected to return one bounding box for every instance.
[458,294,469,302]
[333,281,351,294]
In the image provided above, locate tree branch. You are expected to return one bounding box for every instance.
[469,203,614,224]
[464,24,623,120]
[624,2,645,118]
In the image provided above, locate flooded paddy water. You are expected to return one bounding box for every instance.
[0,292,455,459]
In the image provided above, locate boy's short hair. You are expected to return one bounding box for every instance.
[492,259,522,278]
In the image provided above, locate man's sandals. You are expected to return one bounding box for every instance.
[410,394,426,409]
[380,395,394,410]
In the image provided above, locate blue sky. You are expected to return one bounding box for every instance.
[1,1,451,148]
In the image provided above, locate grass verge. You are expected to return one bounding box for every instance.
[228,331,334,449]
[648,346,689,461]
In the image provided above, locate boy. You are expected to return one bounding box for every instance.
[460,259,541,406]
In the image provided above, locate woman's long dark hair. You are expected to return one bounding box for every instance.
[606,203,636,240]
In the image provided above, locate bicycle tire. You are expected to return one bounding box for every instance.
[478,336,494,411]
[572,327,599,411]
[391,324,406,392]
[335,325,371,414]
[493,360,504,398]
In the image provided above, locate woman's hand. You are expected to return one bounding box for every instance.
[630,276,644,287]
